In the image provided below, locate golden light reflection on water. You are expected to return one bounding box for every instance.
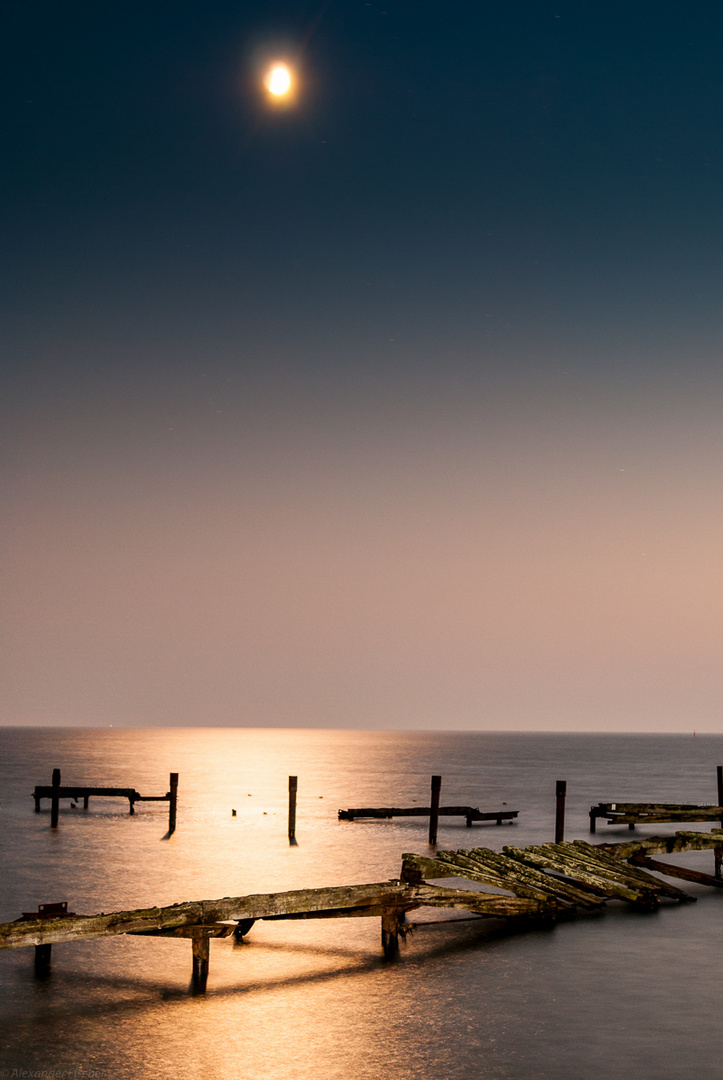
[3,729,723,1079]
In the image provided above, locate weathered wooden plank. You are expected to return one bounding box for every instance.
[502,845,611,906]
[629,854,723,890]
[597,831,723,859]
[558,842,691,901]
[0,881,413,949]
[338,806,517,821]
[594,803,723,814]
[402,851,514,891]
[434,850,552,901]
[472,847,606,909]
[411,883,555,919]
[34,786,143,800]
[511,846,659,907]
[570,841,692,901]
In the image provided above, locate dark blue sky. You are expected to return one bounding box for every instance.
[3,2,723,729]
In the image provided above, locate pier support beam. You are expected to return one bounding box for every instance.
[381,907,404,959]
[288,775,298,846]
[191,932,210,993]
[34,944,52,976]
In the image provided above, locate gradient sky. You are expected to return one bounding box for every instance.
[3,2,723,730]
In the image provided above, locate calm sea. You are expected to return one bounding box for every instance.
[1,727,722,1080]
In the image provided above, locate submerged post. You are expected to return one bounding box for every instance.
[381,907,403,960]
[555,780,567,843]
[191,932,209,993]
[288,776,298,845]
[168,773,178,834]
[429,775,442,846]
[50,769,61,829]
[34,944,52,976]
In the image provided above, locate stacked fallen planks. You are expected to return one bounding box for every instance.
[402,836,695,912]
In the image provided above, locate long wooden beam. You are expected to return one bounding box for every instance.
[0,881,413,950]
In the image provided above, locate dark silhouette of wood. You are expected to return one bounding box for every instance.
[429,775,442,846]
[555,780,567,843]
[288,776,297,845]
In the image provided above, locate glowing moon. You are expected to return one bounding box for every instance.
[265,64,292,97]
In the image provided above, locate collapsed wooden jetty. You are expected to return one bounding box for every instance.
[3,830,721,993]
[33,769,178,832]
[590,764,723,833]
[589,801,723,832]
[338,775,518,844]
[338,806,518,826]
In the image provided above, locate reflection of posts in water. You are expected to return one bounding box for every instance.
[288,775,297,845]
[555,780,567,843]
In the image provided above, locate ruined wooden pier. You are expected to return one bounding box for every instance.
[33,769,178,832]
[589,764,723,833]
[338,774,518,845]
[338,806,518,825]
[589,801,723,832]
[4,829,721,993]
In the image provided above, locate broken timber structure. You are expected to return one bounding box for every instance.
[589,802,723,832]
[3,830,722,993]
[33,768,179,832]
[338,806,518,826]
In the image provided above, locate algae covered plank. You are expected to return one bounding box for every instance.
[569,841,692,901]
[410,883,555,919]
[597,830,723,860]
[509,845,659,906]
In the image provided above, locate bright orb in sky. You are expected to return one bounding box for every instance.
[265,63,292,97]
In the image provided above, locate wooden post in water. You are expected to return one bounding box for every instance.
[429,775,442,846]
[50,769,61,829]
[168,773,178,834]
[288,775,298,846]
[381,907,403,959]
[34,944,52,976]
[555,780,567,843]
[715,766,723,879]
[191,931,210,993]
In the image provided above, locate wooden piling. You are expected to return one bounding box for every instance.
[555,780,567,843]
[429,775,441,846]
[715,766,723,879]
[381,907,403,959]
[168,773,178,834]
[34,944,52,976]
[50,769,60,829]
[288,775,298,845]
[191,931,209,992]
